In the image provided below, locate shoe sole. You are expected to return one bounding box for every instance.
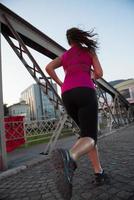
[92,176,110,186]
[50,149,72,200]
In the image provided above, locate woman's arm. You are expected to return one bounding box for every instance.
[45,57,63,87]
[91,53,103,80]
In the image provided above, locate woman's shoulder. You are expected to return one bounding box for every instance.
[86,49,96,58]
[81,47,95,57]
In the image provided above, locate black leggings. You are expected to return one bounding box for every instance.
[62,87,98,143]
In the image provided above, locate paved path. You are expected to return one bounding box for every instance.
[6,135,76,169]
[0,124,134,200]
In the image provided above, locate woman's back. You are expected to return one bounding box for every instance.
[61,44,95,93]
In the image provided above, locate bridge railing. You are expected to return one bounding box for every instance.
[4,106,133,150]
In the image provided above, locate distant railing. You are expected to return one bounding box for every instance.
[4,109,134,150]
[4,117,74,148]
[24,118,58,144]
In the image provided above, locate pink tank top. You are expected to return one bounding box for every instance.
[60,45,95,94]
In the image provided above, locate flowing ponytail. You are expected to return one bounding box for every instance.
[66,27,98,53]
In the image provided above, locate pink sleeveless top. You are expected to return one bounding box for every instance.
[60,45,95,94]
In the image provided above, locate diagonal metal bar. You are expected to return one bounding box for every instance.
[2,32,61,110]
[2,14,62,105]
[96,81,118,126]
[42,113,68,155]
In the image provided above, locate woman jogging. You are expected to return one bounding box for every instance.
[45,27,109,199]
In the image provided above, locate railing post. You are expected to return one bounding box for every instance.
[23,119,28,147]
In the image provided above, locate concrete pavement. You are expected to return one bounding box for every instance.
[0,123,134,200]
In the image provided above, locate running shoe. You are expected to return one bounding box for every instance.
[50,148,77,200]
[92,170,110,186]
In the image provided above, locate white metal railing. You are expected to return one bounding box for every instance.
[4,117,74,146]
[4,110,133,150]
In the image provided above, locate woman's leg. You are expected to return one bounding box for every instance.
[88,145,103,174]
[69,139,103,174]
[62,89,99,163]
[70,137,95,161]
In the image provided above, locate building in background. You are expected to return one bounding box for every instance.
[114,79,134,105]
[20,83,59,120]
[8,101,30,119]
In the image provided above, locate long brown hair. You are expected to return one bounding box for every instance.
[66,27,98,53]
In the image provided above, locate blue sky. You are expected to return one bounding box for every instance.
[1,0,134,105]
